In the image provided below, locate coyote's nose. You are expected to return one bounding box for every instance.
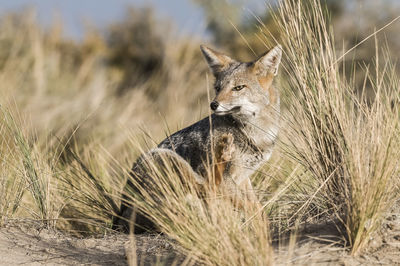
[210,101,219,111]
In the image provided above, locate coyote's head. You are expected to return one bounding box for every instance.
[200,45,282,121]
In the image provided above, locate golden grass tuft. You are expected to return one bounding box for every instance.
[270,0,400,254]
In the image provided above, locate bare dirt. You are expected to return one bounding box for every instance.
[0,220,180,265]
[0,206,399,266]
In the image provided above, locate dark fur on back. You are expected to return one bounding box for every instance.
[158,114,264,176]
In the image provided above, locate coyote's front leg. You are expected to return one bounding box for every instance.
[214,134,262,213]
[214,133,235,186]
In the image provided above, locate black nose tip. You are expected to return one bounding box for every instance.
[210,101,219,111]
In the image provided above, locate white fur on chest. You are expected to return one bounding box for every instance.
[252,125,279,150]
[231,150,272,185]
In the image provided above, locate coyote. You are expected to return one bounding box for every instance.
[113,44,282,233]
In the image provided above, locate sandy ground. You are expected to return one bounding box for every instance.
[0,220,127,265]
[0,220,181,265]
[0,206,399,265]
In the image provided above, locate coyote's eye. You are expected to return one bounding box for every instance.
[215,85,221,92]
[232,85,246,91]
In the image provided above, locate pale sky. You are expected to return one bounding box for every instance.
[2,0,395,40]
[0,0,271,39]
[0,0,208,39]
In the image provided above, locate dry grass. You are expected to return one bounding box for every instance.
[270,0,400,254]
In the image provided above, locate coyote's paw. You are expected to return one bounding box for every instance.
[215,133,235,162]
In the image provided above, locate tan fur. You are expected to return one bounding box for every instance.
[258,74,278,105]
[214,133,235,186]
[214,88,234,104]
[200,45,234,73]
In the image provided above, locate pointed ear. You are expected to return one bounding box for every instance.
[200,45,234,76]
[253,45,282,76]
